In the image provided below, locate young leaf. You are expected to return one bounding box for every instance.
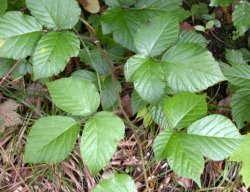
[25,116,80,163]
[230,134,250,188]
[134,13,179,57]
[32,31,80,79]
[47,77,100,116]
[232,88,250,128]
[93,174,137,192]
[153,129,204,186]
[232,1,250,37]
[164,92,207,129]
[176,30,207,47]
[124,55,165,103]
[224,64,250,88]
[225,49,247,66]
[80,112,125,175]
[162,43,226,92]
[0,12,42,59]
[26,0,81,30]
[187,115,242,160]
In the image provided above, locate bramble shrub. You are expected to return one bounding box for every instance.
[1,0,250,190]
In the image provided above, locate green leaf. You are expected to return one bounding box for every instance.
[47,77,100,116]
[93,174,137,192]
[104,0,134,7]
[101,8,152,51]
[80,112,125,175]
[11,60,32,78]
[79,47,110,76]
[232,88,250,128]
[71,70,98,88]
[210,0,232,6]
[224,64,250,88]
[0,12,42,59]
[135,0,182,10]
[191,3,208,19]
[100,76,121,110]
[0,58,14,78]
[188,115,242,160]
[32,31,80,79]
[194,25,206,32]
[134,13,179,57]
[25,116,80,163]
[164,92,207,129]
[153,129,204,186]
[125,55,165,103]
[0,0,7,16]
[176,30,207,47]
[232,1,250,37]
[131,91,147,115]
[230,134,250,188]
[225,49,247,66]
[162,43,225,92]
[25,0,81,30]
[150,98,169,129]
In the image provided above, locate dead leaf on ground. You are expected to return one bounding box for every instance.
[0,99,22,132]
[79,0,100,13]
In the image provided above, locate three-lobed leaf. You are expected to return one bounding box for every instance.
[93,174,137,192]
[25,116,80,163]
[80,112,125,175]
[154,114,242,185]
[32,31,80,79]
[26,0,81,30]
[0,11,42,59]
[47,77,100,116]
